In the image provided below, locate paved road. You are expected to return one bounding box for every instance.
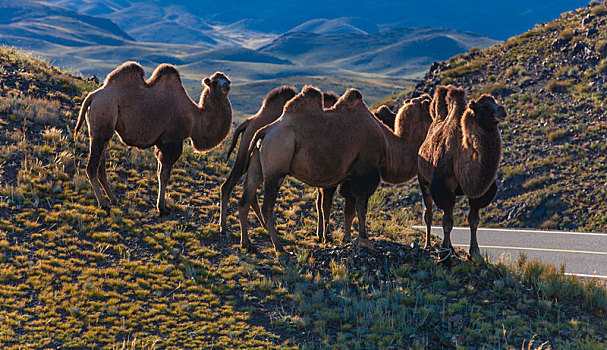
[413,226,607,279]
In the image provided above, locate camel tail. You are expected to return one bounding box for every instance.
[243,125,269,171]
[74,91,96,140]
[224,119,249,161]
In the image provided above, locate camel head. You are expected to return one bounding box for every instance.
[467,94,506,126]
[394,94,432,135]
[322,91,339,109]
[333,89,364,110]
[203,72,231,97]
[284,85,323,113]
[373,105,396,130]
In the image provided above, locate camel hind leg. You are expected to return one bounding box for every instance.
[418,178,434,249]
[220,151,249,236]
[317,187,336,243]
[238,149,264,251]
[86,136,112,210]
[154,142,183,215]
[97,140,117,205]
[339,180,357,243]
[467,181,498,256]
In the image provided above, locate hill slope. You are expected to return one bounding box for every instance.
[260,28,499,78]
[378,3,607,233]
[1,44,607,348]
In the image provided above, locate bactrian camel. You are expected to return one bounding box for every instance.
[75,61,232,214]
[238,86,386,252]
[316,94,433,243]
[418,85,505,257]
[220,88,340,237]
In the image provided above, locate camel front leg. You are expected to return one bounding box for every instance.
[419,178,433,249]
[355,197,370,239]
[262,175,285,253]
[430,175,456,259]
[98,140,117,205]
[86,136,111,210]
[468,181,498,256]
[154,142,183,215]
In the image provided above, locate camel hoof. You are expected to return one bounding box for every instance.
[157,207,171,216]
[241,243,257,253]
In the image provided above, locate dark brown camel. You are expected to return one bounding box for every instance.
[418,86,505,257]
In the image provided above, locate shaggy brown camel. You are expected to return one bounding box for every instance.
[316,94,433,243]
[74,61,232,214]
[220,88,339,236]
[418,86,505,257]
[373,105,396,130]
[237,86,386,252]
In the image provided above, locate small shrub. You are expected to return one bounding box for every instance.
[559,28,575,41]
[595,40,607,57]
[591,5,607,16]
[598,59,607,74]
[545,79,570,93]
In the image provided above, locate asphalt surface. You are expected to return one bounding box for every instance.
[413,226,607,279]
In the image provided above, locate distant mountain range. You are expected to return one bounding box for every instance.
[0,0,586,118]
[48,0,588,40]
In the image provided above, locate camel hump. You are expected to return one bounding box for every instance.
[146,63,182,85]
[431,86,449,121]
[322,91,339,108]
[334,88,364,110]
[104,61,145,85]
[262,86,297,107]
[284,85,323,113]
[446,85,466,104]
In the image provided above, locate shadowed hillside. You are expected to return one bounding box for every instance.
[1,44,607,348]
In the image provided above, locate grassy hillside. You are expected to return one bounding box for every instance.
[1,45,607,348]
[378,2,607,233]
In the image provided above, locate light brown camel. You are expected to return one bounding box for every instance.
[316,94,433,243]
[74,61,232,214]
[237,86,387,252]
[418,86,505,257]
[220,88,340,236]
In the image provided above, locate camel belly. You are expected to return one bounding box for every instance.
[288,152,351,188]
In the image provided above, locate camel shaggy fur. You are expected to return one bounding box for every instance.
[220,88,340,236]
[75,61,232,214]
[238,86,386,252]
[418,86,505,256]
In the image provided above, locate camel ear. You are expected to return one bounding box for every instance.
[203,77,211,86]
[467,100,477,111]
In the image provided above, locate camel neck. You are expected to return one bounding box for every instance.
[461,114,502,190]
[191,92,233,152]
[379,117,430,184]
